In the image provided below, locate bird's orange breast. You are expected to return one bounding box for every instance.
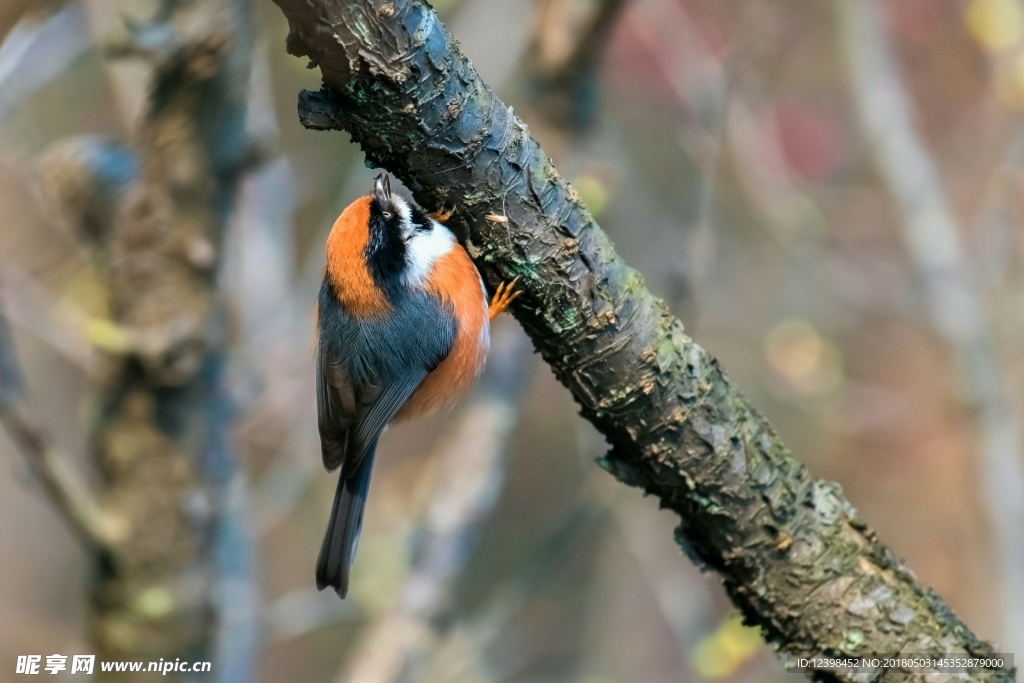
[325,196,389,318]
[397,244,489,420]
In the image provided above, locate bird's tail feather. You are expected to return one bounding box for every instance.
[315,440,377,598]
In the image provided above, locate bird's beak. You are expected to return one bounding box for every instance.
[373,173,392,202]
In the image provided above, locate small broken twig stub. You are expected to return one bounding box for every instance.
[271,0,1011,680]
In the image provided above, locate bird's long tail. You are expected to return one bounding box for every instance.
[315,440,377,598]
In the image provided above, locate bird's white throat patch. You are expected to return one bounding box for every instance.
[404,219,455,287]
[392,194,413,234]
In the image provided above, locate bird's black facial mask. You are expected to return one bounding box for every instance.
[366,174,408,295]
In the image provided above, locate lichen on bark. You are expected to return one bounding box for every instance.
[270,0,1014,680]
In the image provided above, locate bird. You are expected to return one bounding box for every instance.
[314,173,519,598]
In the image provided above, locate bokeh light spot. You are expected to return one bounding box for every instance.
[574,173,610,219]
[966,0,1024,52]
[692,613,763,679]
[772,101,846,182]
[765,319,844,397]
[134,587,174,619]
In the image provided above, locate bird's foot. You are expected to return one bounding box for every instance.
[489,277,521,321]
[429,206,455,223]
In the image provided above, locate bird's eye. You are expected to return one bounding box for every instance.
[383,211,392,219]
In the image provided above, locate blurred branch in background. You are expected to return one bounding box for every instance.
[0,3,117,372]
[270,0,1012,679]
[0,259,95,369]
[838,0,1024,655]
[0,304,125,550]
[422,487,608,683]
[0,1,90,118]
[29,0,256,679]
[239,177,358,540]
[520,0,627,133]
[338,324,531,683]
[620,1,862,319]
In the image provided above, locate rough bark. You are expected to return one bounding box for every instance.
[268,1,1013,680]
[32,0,251,678]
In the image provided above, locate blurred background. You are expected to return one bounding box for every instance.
[0,0,1021,681]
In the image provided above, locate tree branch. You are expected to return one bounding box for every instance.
[269,1,1012,679]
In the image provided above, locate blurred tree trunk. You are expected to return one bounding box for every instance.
[268,1,1011,681]
[30,0,253,679]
